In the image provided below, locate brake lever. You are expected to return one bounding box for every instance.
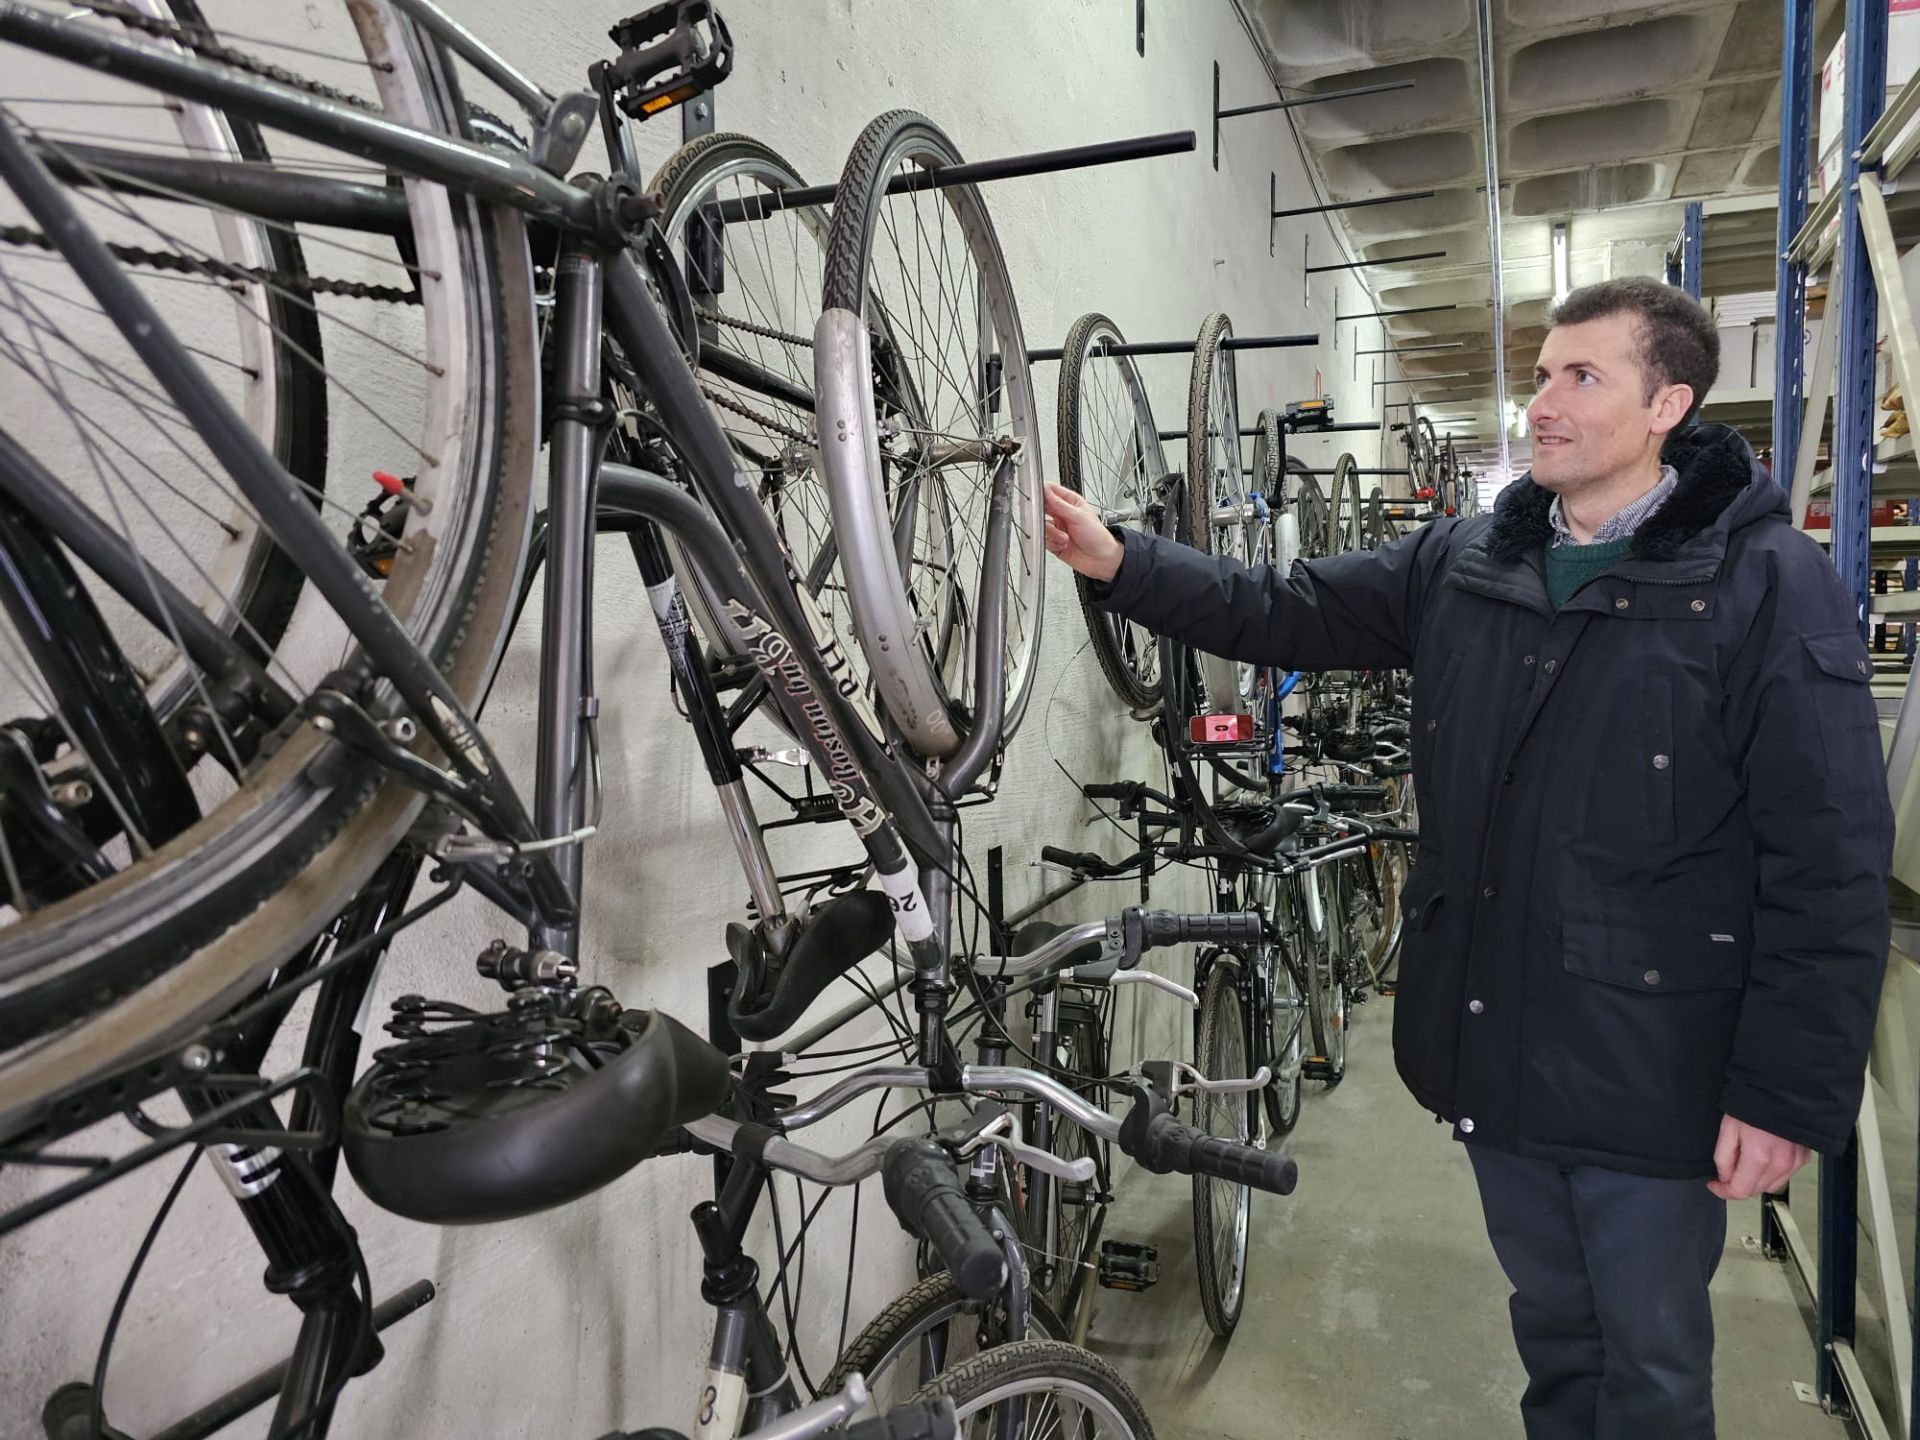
[984,1121,1098,1185]
[1136,1058,1273,1102]
[1090,970,1199,1008]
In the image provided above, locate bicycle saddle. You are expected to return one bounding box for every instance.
[1220,805,1300,858]
[725,888,895,1042]
[344,993,729,1224]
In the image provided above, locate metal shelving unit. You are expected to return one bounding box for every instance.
[1769,5,1920,1435]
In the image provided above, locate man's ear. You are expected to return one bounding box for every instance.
[1649,382,1695,437]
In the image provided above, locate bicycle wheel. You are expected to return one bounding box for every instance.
[650,133,871,675]
[1248,407,1281,499]
[1183,312,1245,713]
[817,110,1044,759]
[0,0,535,1133]
[1057,312,1163,712]
[1327,452,1363,554]
[828,1272,1068,1419]
[1193,956,1253,1338]
[1416,416,1439,502]
[1256,877,1304,1136]
[1363,485,1385,550]
[1285,456,1331,561]
[1304,865,1350,1084]
[911,1338,1155,1439]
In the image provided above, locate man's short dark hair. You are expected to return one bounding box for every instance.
[1547,276,1719,425]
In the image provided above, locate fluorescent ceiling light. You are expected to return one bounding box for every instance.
[1551,221,1570,304]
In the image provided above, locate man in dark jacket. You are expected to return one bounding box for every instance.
[1042,276,1893,1438]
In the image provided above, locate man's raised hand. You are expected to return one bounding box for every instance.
[1044,482,1126,583]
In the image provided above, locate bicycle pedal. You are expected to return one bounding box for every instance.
[1350,988,1368,1006]
[1301,1056,1338,1081]
[1097,1239,1160,1292]
[1376,980,1398,997]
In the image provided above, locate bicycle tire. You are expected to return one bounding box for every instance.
[827,1272,1067,1415]
[909,1337,1155,1439]
[817,110,1044,758]
[1058,312,1164,713]
[1192,957,1252,1338]
[1327,452,1362,554]
[1248,408,1282,498]
[1183,312,1243,713]
[0,2,536,1135]
[1256,877,1305,1137]
[650,132,844,667]
[1304,865,1350,1085]
[1285,456,1331,561]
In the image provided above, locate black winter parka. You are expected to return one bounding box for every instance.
[1092,425,1892,1177]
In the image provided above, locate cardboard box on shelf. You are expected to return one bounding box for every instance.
[1818,0,1920,205]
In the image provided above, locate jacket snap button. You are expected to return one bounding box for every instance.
[1643,970,1661,986]
[1652,754,1670,770]
[1502,770,1515,785]
[1858,659,1869,674]
[1691,599,1706,612]
[1427,718,1438,731]
[1614,597,1630,610]
[1523,655,1536,666]
[1459,1117,1476,1134]
[1482,886,1497,899]
[1469,999,1485,1014]
[1543,659,1558,674]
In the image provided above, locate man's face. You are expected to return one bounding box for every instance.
[1526,314,1680,493]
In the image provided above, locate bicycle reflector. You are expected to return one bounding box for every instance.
[1190,713,1255,744]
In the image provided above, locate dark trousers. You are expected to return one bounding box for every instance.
[1468,1144,1728,1440]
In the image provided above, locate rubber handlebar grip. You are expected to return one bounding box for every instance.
[1139,910,1265,947]
[1139,1113,1299,1195]
[881,1140,1006,1301]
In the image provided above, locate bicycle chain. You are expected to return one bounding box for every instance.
[699,379,813,448]
[0,224,421,306]
[79,0,380,113]
[695,305,811,351]
[4,5,420,303]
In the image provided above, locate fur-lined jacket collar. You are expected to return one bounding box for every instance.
[1484,423,1782,565]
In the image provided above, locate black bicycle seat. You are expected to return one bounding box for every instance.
[344,995,729,1224]
[726,888,895,1042]
[1221,805,1300,858]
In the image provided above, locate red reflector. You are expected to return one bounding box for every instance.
[373,469,406,496]
[1190,713,1255,744]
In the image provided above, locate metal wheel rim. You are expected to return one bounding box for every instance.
[825,127,1044,758]
[1189,320,1242,712]
[650,140,843,664]
[1201,971,1251,1316]
[1071,320,1163,700]
[949,1373,1139,1433]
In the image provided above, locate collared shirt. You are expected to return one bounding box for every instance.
[1547,464,1678,548]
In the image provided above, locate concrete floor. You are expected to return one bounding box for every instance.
[1082,993,1849,1440]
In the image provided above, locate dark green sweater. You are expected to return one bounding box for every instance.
[1544,535,1633,610]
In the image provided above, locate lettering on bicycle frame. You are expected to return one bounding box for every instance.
[723,598,885,838]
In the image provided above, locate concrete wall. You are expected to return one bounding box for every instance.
[0,4,1405,1436]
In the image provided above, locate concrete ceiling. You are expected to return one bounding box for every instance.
[1244,0,1832,474]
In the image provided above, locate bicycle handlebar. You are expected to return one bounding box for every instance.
[754,1067,1304,1201]
[1039,844,1141,879]
[1117,1089,1297,1195]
